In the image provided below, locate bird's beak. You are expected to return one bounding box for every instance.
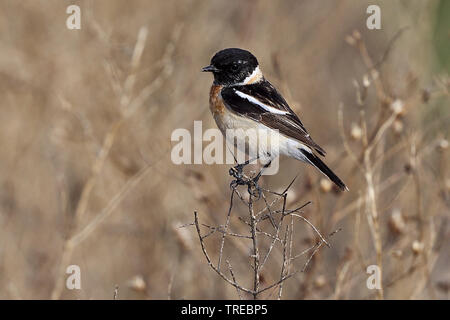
[202,65,220,73]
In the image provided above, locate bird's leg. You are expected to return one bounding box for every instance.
[228,158,251,180]
[247,160,272,199]
[229,156,260,189]
[252,160,272,185]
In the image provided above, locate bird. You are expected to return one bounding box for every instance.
[202,48,348,191]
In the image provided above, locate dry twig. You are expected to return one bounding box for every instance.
[188,171,336,299]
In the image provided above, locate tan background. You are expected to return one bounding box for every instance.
[0,0,448,299]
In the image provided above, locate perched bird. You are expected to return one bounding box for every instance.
[202,48,348,191]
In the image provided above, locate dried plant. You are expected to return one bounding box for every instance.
[1,1,448,300]
[183,169,339,299]
[336,29,449,299]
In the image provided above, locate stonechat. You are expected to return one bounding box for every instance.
[202,48,348,191]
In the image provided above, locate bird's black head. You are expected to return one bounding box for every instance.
[202,48,261,86]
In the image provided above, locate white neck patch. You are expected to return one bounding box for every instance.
[241,66,263,85]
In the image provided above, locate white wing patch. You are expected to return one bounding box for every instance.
[234,90,289,115]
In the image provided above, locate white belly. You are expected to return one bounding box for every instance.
[213,108,311,165]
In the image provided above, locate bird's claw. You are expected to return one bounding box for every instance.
[228,159,265,199]
[247,182,262,200]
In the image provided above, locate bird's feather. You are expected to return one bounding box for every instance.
[221,81,326,156]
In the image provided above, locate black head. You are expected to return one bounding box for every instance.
[202,48,260,86]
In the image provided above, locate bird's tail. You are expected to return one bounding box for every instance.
[299,149,348,191]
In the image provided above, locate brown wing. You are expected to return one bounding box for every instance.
[221,81,326,156]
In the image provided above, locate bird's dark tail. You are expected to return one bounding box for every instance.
[299,149,348,191]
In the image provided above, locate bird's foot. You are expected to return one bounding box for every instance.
[229,159,271,200]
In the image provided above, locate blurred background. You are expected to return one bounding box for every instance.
[0,0,448,299]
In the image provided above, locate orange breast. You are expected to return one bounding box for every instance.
[209,85,225,115]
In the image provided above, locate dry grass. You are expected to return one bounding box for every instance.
[0,0,448,299]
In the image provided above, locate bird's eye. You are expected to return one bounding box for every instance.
[230,64,239,72]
